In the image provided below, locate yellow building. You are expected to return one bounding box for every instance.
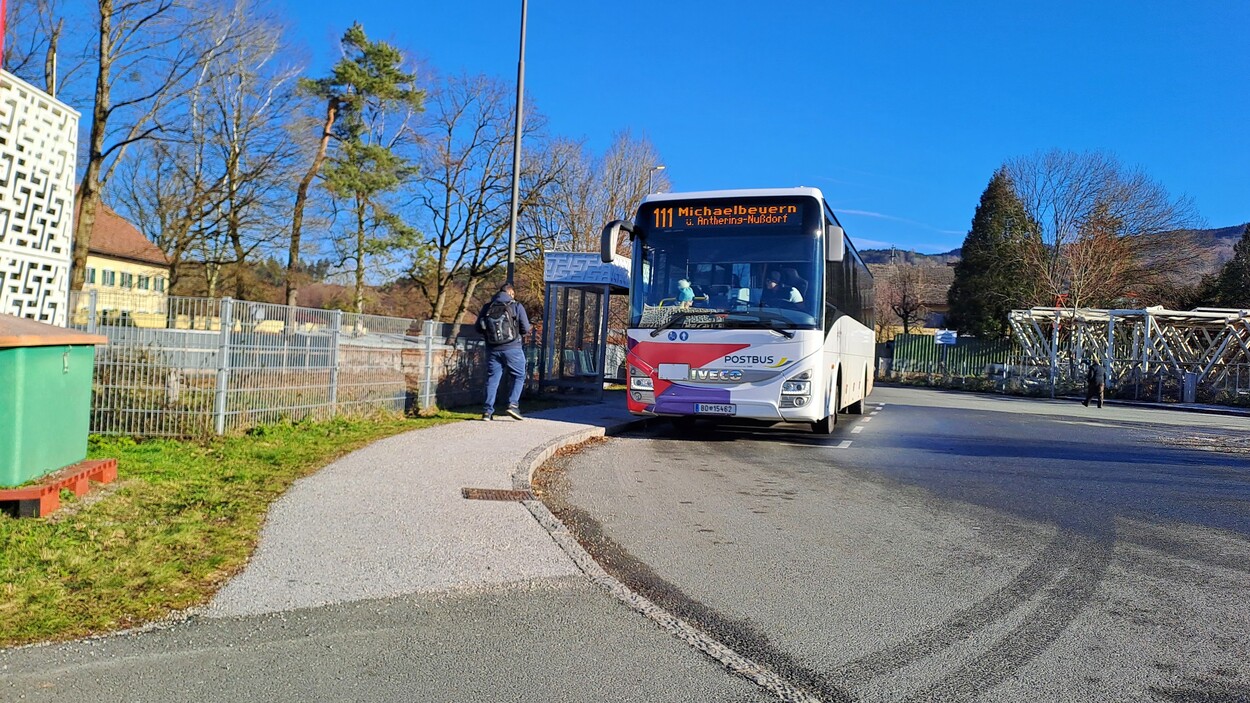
[79,204,171,323]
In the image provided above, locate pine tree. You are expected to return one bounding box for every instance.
[1213,223,1250,307]
[947,169,1036,338]
[287,23,424,307]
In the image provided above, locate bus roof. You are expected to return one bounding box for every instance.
[641,187,826,205]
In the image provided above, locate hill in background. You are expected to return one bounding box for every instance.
[860,225,1247,280]
[859,247,961,266]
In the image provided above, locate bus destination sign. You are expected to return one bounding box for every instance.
[652,203,799,229]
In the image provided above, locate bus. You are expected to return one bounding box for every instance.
[600,187,875,433]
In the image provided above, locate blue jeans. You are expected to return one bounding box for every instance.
[484,346,526,414]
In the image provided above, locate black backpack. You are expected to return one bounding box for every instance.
[481,300,519,345]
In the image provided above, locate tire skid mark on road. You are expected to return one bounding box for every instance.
[829,530,1086,690]
[534,497,855,703]
[1117,521,1250,577]
[902,533,1115,702]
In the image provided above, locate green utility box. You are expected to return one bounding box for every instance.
[0,314,107,487]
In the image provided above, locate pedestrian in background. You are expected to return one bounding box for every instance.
[1083,360,1105,408]
[476,283,532,421]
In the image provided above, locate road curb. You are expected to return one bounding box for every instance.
[511,417,657,491]
[513,414,823,703]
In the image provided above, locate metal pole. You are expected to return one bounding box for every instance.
[1049,314,1058,399]
[506,0,528,285]
[329,310,342,416]
[87,289,98,334]
[214,298,234,435]
[422,319,436,412]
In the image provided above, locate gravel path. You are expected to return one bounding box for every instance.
[207,399,638,617]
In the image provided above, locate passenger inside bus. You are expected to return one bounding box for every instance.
[760,270,803,309]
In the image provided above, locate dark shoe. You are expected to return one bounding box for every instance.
[481,413,493,421]
[1082,400,1088,407]
[505,407,524,421]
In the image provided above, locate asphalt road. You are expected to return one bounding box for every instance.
[542,386,1250,702]
[0,578,772,703]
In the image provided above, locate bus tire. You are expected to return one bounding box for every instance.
[811,382,838,434]
[811,414,835,434]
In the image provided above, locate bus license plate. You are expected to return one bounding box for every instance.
[695,403,736,415]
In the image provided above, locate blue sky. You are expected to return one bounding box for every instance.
[286,1,1249,254]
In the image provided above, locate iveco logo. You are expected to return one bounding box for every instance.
[691,369,744,382]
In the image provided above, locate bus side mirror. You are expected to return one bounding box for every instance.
[825,224,846,262]
[601,220,635,263]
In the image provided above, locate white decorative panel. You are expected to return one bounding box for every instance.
[543,251,630,290]
[0,70,79,325]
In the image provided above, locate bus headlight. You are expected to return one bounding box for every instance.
[629,367,653,391]
[781,380,810,395]
[780,369,812,408]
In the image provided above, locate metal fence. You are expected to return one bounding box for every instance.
[67,291,516,436]
[879,333,1019,379]
[877,329,1250,407]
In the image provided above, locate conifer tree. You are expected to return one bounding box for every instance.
[287,23,424,307]
[1213,223,1250,307]
[947,169,1036,338]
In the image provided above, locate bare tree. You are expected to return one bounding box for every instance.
[70,0,236,292]
[408,73,559,324]
[1008,149,1203,308]
[2,0,74,91]
[886,264,930,334]
[530,131,668,254]
[108,1,301,299]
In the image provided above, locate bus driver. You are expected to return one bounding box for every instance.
[760,270,802,308]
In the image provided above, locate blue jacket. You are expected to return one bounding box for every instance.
[476,292,531,348]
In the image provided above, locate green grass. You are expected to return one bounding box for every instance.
[0,410,476,648]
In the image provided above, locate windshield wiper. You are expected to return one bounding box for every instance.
[724,311,796,339]
[649,311,706,337]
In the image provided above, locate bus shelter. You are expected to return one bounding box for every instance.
[541,252,630,397]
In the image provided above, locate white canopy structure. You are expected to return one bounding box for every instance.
[1009,306,1250,402]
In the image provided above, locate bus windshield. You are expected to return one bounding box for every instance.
[630,196,824,331]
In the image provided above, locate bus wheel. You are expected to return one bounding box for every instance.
[811,383,838,434]
[811,413,835,434]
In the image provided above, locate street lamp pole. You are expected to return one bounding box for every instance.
[506,0,528,285]
[648,165,666,193]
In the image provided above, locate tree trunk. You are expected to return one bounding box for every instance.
[447,277,481,341]
[286,96,338,306]
[70,0,113,292]
[354,192,366,314]
[44,18,62,95]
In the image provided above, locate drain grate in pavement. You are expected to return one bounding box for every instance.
[461,487,535,502]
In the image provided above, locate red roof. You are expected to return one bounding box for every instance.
[84,203,170,267]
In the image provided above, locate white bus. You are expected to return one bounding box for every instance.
[601,187,875,433]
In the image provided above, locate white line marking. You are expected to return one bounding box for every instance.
[834,440,852,449]
[851,426,864,434]
[870,411,880,416]
[862,417,873,422]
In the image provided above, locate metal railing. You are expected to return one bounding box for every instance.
[67,291,524,436]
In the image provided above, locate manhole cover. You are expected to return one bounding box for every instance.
[461,487,535,502]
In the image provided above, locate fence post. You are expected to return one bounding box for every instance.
[329,310,342,416]
[213,297,234,435]
[86,289,98,334]
[421,319,436,412]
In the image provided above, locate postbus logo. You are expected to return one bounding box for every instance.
[653,207,674,228]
